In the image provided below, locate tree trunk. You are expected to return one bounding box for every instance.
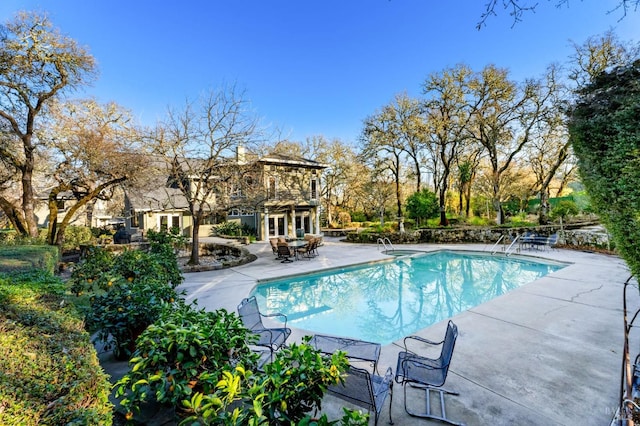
[491,170,504,224]
[47,205,59,246]
[21,164,39,237]
[46,185,68,245]
[439,187,448,226]
[538,189,550,225]
[395,182,403,233]
[0,197,30,235]
[189,210,202,265]
[494,200,504,224]
[413,157,421,193]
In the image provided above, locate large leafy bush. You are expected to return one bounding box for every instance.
[181,337,356,425]
[114,302,257,418]
[406,188,439,226]
[70,237,184,359]
[569,59,640,277]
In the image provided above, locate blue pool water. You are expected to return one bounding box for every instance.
[250,251,566,345]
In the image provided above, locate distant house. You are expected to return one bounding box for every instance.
[123,148,326,241]
[34,189,122,229]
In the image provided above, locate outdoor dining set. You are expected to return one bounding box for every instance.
[237,295,464,425]
[269,235,322,263]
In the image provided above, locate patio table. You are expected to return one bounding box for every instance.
[308,334,381,373]
[287,240,308,260]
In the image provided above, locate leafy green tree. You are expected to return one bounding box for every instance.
[0,12,96,237]
[405,188,439,226]
[549,199,579,222]
[569,59,640,277]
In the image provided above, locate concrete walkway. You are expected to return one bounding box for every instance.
[175,237,637,426]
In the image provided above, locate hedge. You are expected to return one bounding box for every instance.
[0,245,59,274]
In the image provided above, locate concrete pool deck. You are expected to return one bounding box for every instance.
[177,237,636,425]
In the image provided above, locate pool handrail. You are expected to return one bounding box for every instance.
[490,235,505,254]
[377,237,394,253]
[504,235,520,257]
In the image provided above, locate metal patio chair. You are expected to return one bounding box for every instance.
[276,243,294,262]
[237,296,291,354]
[327,365,394,426]
[395,320,464,426]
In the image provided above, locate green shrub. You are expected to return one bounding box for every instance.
[0,229,47,246]
[70,243,184,359]
[406,188,439,225]
[550,200,580,222]
[115,302,258,420]
[350,211,368,222]
[213,221,256,237]
[62,225,96,251]
[465,216,492,226]
[147,228,187,252]
[181,337,357,425]
[0,270,112,425]
[507,213,536,227]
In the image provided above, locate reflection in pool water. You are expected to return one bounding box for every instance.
[251,251,566,345]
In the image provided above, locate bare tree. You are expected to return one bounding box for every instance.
[361,104,407,232]
[393,94,428,193]
[152,86,258,265]
[0,12,96,237]
[468,65,551,224]
[423,64,477,225]
[43,99,146,246]
[478,0,640,29]
[524,65,574,224]
[568,30,640,89]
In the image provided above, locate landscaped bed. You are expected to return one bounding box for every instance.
[0,269,112,425]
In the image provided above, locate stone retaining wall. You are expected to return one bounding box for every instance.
[344,222,609,249]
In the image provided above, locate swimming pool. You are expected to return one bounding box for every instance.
[250,250,567,345]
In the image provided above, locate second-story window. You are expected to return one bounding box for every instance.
[269,177,277,199]
[311,178,318,199]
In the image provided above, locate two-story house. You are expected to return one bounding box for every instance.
[124,148,326,241]
[242,152,325,240]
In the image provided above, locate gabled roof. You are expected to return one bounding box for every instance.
[259,153,328,169]
[125,185,190,212]
[125,150,325,212]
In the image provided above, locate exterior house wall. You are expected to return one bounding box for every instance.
[124,151,326,242]
[34,198,114,229]
[256,159,323,241]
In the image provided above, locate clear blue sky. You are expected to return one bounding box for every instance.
[1,1,639,144]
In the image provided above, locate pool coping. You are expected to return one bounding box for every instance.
[175,237,635,425]
[255,248,572,285]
